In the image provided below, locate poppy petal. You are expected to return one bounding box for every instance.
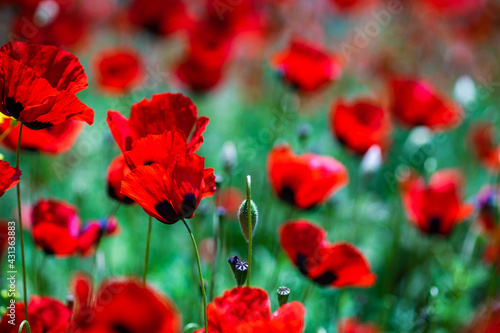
[107,110,134,153]
[0,160,21,198]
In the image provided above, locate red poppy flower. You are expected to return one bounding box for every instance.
[0,160,21,198]
[467,122,500,171]
[0,296,71,333]
[70,276,181,333]
[128,0,189,36]
[0,41,93,130]
[280,220,376,288]
[1,119,83,154]
[400,169,474,236]
[93,48,144,95]
[337,317,380,333]
[389,77,463,131]
[31,198,118,256]
[267,144,348,209]
[194,286,306,333]
[121,130,216,224]
[215,186,245,218]
[11,0,90,48]
[331,98,392,154]
[175,18,234,92]
[107,92,208,154]
[106,155,135,204]
[271,40,342,92]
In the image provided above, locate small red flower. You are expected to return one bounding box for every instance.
[337,317,380,333]
[195,286,306,333]
[106,155,135,205]
[280,220,376,288]
[215,187,245,218]
[0,119,83,154]
[271,40,342,92]
[0,160,21,198]
[128,0,189,36]
[467,122,500,171]
[0,296,71,333]
[400,169,474,236]
[93,47,144,95]
[107,92,208,154]
[389,77,463,131]
[31,198,118,256]
[121,130,216,224]
[331,98,392,154]
[0,41,94,130]
[70,276,181,333]
[267,144,348,209]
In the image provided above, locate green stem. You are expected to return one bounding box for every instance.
[246,175,252,286]
[209,201,220,301]
[181,217,208,333]
[143,215,152,286]
[91,202,121,277]
[18,320,31,333]
[301,280,313,303]
[15,124,28,327]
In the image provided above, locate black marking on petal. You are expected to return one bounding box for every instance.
[155,201,179,224]
[296,253,309,276]
[143,161,155,166]
[279,185,296,206]
[428,217,441,235]
[4,97,23,119]
[180,193,197,218]
[111,323,133,333]
[23,121,53,130]
[313,271,338,286]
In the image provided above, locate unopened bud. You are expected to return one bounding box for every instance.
[228,256,240,275]
[277,286,290,306]
[238,199,258,242]
[234,261,248,287]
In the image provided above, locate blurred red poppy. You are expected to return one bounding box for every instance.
[31,198,118,256]
[194,286,306,333]
[280,220,376,288]
[0,296,71,333]
[465,301,500,333]
[331,98,392,154]
[107,92,208,154]
[215,186,245,218]
[329,0,380,13]
[271,40,342,92]
[106,155,135,204]
[0,41,93,130]
[337,317,380,333]
[121,130,216,224]
[0,119,83,154]
[475,186,498,233]
[70,277,181,333]
[267,144,348,209]
[389,78,463,131]
[0,160,21,198]
[400,169,474,236]
[128,0,189,36]
[420,0,487,17]
[467,122,500,171]
[93,48,144,95]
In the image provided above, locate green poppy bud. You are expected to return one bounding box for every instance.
[238,199,258,243]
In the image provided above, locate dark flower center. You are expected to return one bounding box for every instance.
[179,193,197,218]
[296,253,309,276]
[279,185,296,206]
[313,271,338,286]
[155,201,179,224]
[111,323,133,333]
[428,217,441,234]
[4,97,23,119]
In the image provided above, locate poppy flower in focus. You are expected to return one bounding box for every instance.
[0,41,94,130]
[93,48,144,95]
[267,144,348,209]
[337,318,380,333]
[128,0,189,36]
[0,296,71,333]
[389,77,463,131]
[121,130,216,224]
[0,160,21,198]
[467,122,500,171]
[271,40,342,92]
[106,155,135,204]
[280,220,376,288]
[400,169,474,236]
[0,119,83,154]
[330,98,392,154]
[194,286,306,333]
[107,92,209,154]
[215,186,245,218]
[31,198,118,256]
[70,276,181,333]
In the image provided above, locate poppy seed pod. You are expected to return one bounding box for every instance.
[277,286,290,306]
[238,199,258,242]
